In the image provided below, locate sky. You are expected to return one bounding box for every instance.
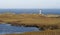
[0,0,59,9]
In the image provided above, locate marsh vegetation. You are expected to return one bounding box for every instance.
[0,14,60,35]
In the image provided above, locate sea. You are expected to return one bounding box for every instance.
[0,9,60,34]
[0,9,60,14]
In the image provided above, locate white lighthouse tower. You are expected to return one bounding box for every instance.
[39,10,42,14]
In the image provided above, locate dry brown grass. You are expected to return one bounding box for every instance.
[0,14,60,35]
[0,14,60,28]
[0,14,60,30]
[0,14,60,24]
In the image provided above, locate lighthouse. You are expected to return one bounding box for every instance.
[39,10,42,14]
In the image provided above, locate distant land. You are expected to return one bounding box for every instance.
[0,9,60,14]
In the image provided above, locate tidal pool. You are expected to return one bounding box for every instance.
[0,23,39,34]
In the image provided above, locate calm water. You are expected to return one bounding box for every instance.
[0,23,39,34]
[0,9,60,14]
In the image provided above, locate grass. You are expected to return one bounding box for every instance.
[0,14,60,29]
[0,14,60,28]
[0,14,60,35]
[0,14,60,25]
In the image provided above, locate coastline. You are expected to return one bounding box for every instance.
[4,30,60,35]
[0,14,60,30]
[0,14,60,35]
